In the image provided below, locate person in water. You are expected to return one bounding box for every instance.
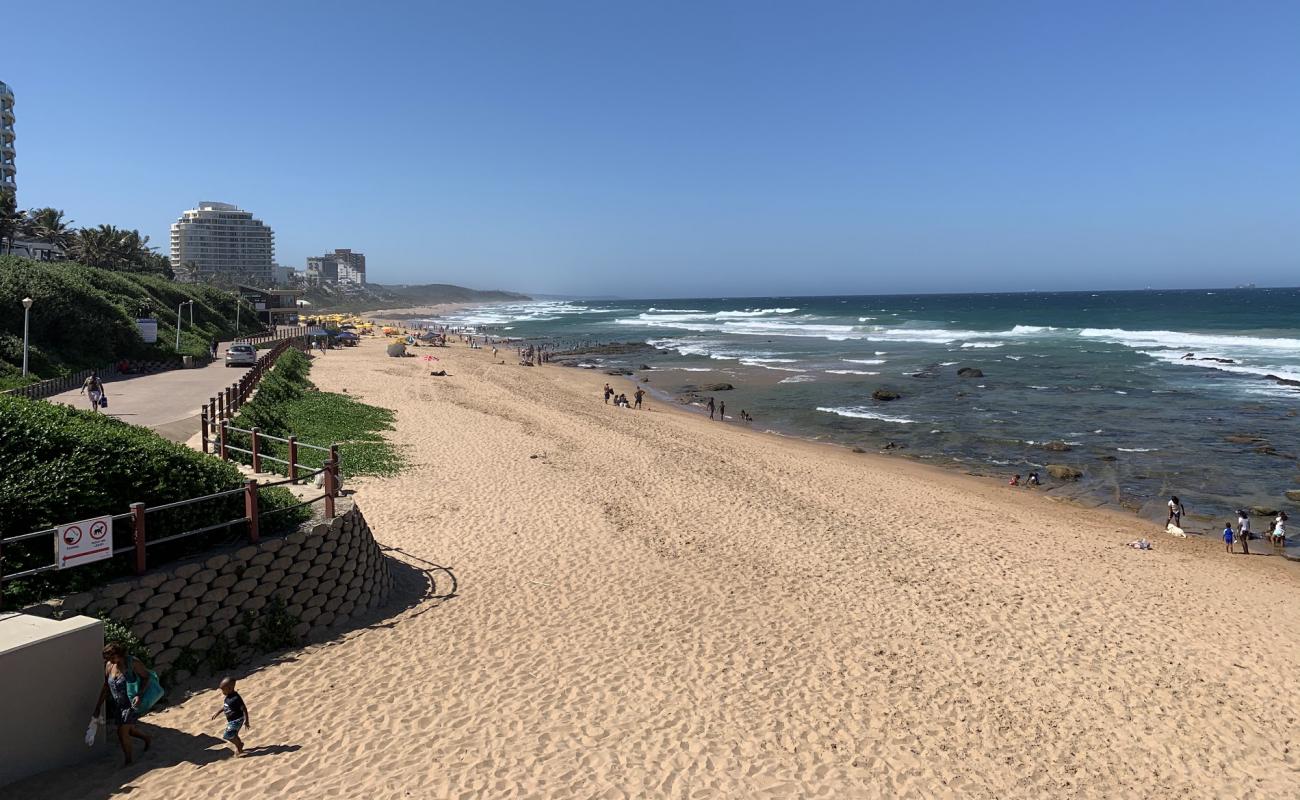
[1273,512,1288,546]
[707,397,715,419]
[93,643,155,765]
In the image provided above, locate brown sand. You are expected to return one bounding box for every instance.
[16,338,1300,799]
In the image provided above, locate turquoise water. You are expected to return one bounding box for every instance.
[435,289,1300,527]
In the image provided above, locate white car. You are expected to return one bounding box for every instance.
[224,343,258,367]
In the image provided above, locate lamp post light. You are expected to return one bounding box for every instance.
[21,296,33,377]
[175,299,193,352]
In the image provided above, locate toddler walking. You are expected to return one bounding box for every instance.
[209,677,251,756]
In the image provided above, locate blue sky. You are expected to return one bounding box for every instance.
[4,1,1298,297]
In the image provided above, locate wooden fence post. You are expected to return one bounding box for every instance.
[288,436,298,482]
[244,479,260,543]
[131,502,147,575]
[219,420,228,460]
[251,427,261,472]
[323,460,337,518]
[200,408,209,454]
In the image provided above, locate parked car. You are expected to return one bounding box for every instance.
[225,343,258,367]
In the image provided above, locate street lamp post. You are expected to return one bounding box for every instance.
[175,300,193,352]
[234,292,241,335]
[21,297,33,377]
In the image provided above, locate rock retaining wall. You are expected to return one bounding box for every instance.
[26,504,391,682]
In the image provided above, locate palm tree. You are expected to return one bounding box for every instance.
[70,224,172,275]
[24,207,75,251]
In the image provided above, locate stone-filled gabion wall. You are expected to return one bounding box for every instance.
[26,505,391,682]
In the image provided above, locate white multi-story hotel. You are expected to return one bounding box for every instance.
[170,201,274,281]
[1,80,16,198]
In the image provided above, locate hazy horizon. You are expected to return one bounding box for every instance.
[5,1,1299,296]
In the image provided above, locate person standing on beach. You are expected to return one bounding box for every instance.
[719,400,726,420]
[209,677,250,757]
[634,387,645,409]
[1237,510,1251,555]
[1223,522,1235,553]
[1166,496,1185,528]
[707,397,715,419]
[93,643,155,765]
[604,384,613,404]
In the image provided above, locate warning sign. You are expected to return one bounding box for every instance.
[57,515,114,569]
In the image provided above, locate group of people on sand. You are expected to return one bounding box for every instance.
[1007,472,1042,487]
[604,383,644,409]
[705,396,753,423]
[1220,506,1288,555]
[1165,496,1289,554]
[94,643,251,766]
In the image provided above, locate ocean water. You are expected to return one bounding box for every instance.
[431,289,1300,528]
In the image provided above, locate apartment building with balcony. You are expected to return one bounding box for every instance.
[170,201,274,281]
[1,80,16,198]
[305,248,367,285]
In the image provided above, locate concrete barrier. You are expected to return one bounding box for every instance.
[0,613,106,787]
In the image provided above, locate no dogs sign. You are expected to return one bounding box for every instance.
[57,515,114,569]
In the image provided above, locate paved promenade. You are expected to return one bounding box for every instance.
[47,346,250,441]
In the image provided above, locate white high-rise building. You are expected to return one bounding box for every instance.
[170,201,274,281]
[1,81,15,198]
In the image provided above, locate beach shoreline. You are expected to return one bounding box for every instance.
[16,335,1300,799]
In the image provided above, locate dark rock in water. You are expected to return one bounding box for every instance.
[1046,464,1083,480]
[1199,357,1236,364]
[851,446,867,454]
[1265,374,1300,387]
[873,389,902,402]
[1225,435,1263,445]
[956,367,984,378]
[1287,410,1298,418]
[638,364,653,370]
[701,383,734,391]
[1284,490,1300,502]
[1251,506,1279,517]
[1098,455,1118,462]
[640,377,650,383]
[605,368,633,376]
[1042,440,1072,452]
[911,371,935,379]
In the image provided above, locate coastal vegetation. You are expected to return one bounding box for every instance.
[228,349,404,478]
[0,393,310,609]
[301,280,529,313]
[0,256,260,388]
[0,198,173,276]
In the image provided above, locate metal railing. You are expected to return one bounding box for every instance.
[0,359,196,401]
[199,337,308,434]
[235,326,315,347]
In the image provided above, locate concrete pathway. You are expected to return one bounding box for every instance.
[47,344,251,442]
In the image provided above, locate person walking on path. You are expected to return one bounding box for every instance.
[209,677,251,757]
[93,643,155,765]
[80,372,106,413]
[1166,496,1185,528]
[707,397,715,419]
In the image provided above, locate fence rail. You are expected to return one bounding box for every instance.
[0,335,342,590]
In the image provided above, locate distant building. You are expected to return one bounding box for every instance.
[236,284,302,326]
[170,201,274,281]
[305,248,367,285]
[271,264,294,285]
[1,80,15,198]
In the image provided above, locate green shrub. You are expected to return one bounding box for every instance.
[101,616,151,664]
[0,394,310,608]
[0,256,263,380]
[228,349,404,478]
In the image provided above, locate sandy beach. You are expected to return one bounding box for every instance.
[16,337,1300,800]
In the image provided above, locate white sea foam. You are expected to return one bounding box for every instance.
[816,406,916,424]
[779,374,816,383]
[960,342,1005,349]
[1081,328,1300,351]
[1117,447,1159,452]
[824,369,880,375]
[842,358,886,365]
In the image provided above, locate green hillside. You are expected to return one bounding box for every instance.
[0,256,259,388]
